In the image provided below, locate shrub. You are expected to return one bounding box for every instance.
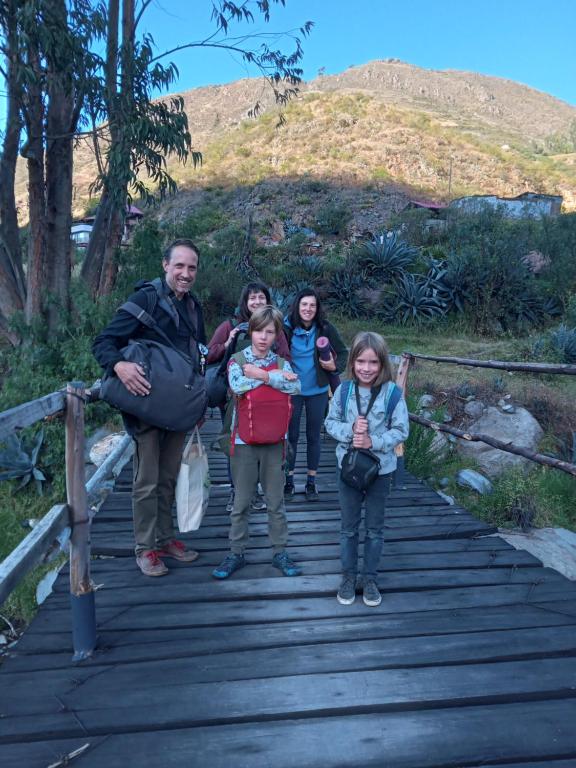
[326,270,367,318]
[357,233,418,280]
[315,203,351,236]
[380,273,447,325]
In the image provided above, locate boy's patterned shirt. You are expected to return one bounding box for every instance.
[227,348,300,396]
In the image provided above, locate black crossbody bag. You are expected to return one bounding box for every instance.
[340,384,382,492]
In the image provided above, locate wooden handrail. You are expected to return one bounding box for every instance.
[408,352,576,376]
[0,380,132,661]
[0,432,132,608]
[0,391,66,441]
[409,412,576,478]
[0,381,101,442]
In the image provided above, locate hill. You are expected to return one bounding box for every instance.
[15,60,576,222]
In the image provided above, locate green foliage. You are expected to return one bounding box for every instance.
[194,248,244,324]
[357,233,418,279]
[171,205,228,240]
[326,270,367,318]
[404,403,453,479]
[535,213,576,304]
[381,273,447,325]
[315,202,352,236]
[443,245,547,334]
[465,466,576,530]
[532,324,576,364]
[0,430,48,495]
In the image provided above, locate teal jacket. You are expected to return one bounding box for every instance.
[284,319,348,391]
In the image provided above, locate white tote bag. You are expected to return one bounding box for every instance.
[175,428,210,532]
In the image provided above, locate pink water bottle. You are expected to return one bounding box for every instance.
[316,336,340,393]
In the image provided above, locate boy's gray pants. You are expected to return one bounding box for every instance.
[229,442,288,554]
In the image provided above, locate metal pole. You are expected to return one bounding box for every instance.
[65,381,97,662]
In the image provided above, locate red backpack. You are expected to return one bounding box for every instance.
[230,351,292,445]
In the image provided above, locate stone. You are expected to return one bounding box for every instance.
[457,406,543,477]
[497,528,576,581]
[84,427,113,462]
[430,432,450,458]
[464,400,485,419]
[442,412,453,423]
[89,433,128,467]
[456,469,493,495]
[417,394,434,409]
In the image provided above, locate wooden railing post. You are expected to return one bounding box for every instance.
[394,353,413,487]
[65,381,97,662]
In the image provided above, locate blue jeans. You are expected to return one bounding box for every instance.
[287,391,329,473]
[338,472,392,581]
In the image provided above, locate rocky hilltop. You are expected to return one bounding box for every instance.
[15,60,576,220]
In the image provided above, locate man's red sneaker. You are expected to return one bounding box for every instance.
[136,550,169,577]
[157,539,199,563]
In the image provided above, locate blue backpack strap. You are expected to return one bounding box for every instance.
[339,380,353,421]
[385,383,402,427]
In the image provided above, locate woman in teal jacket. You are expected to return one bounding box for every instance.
[284,288,348,501]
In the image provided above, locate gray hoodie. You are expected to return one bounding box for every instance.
[324,381,410,475]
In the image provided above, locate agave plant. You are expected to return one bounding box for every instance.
[0,429,48,495]
[382,273,447,325]
[326,270,367,318]
[268,287,294,315]
[290,255,325,284]
[549,324,576,363]
[358,233,418,280]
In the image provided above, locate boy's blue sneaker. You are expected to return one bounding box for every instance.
[212,553,246,579]
[272,551,302,577]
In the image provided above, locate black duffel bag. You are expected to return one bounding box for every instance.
[100,302,207,432]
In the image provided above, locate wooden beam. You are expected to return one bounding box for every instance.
[0,504,68,606]
[410,412,576,477]
[0,391,65,441]
[409,352,576,376]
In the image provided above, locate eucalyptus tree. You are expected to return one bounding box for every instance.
[0,0,311,341]
[82,0,313,298]
[0,0,105,339]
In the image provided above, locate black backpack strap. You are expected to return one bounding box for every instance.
[120,301,191,363]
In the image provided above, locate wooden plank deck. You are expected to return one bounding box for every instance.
[1,413,576,767]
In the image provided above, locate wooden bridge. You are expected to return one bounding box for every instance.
[1,415,576,767]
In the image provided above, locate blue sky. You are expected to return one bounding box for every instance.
[142,0,576,106]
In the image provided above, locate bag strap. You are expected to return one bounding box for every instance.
[355,383,382,418]
[216,321,244,374]
[340,380,353,420]
[120,300,192,363]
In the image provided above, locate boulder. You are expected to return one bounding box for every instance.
[89,432,128,467]
[464,400,485,419]
[457,406,543,477]
[430,431,450,458]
